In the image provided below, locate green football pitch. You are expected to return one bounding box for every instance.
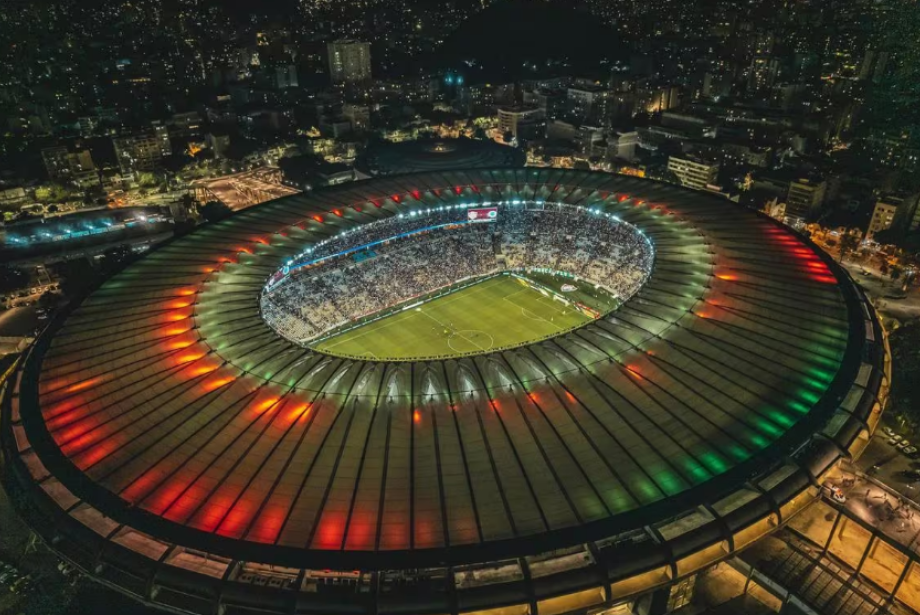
[312,275,593,360]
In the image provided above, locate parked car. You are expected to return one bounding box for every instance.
[883,426,895,437]
[903,446,918,456]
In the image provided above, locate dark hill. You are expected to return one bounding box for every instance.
[424,0,625,83]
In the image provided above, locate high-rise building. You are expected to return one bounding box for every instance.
[639,85,682,114]
[785,177,827,220]
[867,198,899,237]
[747,56,781,92]
[275,65,299,89]
[152,122,172,157]
[41,146,97,186]
[667,155,719,191]
[524,87,566,120]
[206,133,231,159]
[343,103,370,132]
[567,84,609,124]
[702,72,732,100]
[885,193,920,234]
[608,130,639,162]
[327,40,371,84]
[497,106,544,142]
[113,135,165,176]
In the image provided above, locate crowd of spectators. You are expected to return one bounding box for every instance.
[262,205,653,344]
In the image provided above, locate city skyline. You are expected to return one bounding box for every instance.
[0,2,919,614]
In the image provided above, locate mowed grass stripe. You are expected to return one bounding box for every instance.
[313,276,590,360]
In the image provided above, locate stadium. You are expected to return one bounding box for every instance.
[1,169,888,615]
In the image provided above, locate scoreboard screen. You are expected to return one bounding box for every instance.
[467,207,499,223]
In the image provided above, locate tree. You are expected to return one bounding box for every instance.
[163,152,194,174]
[872,229,920,253]
[888,322,920,431]
[52,258,100,299]
[0,265,28,294]
[838,231,861,263]
[136,171,158,188]
[278,154,322,185]
[199,200,232,223]
[872,228,899,247]
[22,578,76,615]
[34,184,74,203]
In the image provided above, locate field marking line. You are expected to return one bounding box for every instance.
[456,330,494,350]
[416,308,488,352]
[519,306,548,323]
[448,331,494,354]
[501,292,568,332]
[315,275,506,350]
[505,286,570,315]
[317,308,415,350]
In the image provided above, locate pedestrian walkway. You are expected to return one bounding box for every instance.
[742,533,892,615]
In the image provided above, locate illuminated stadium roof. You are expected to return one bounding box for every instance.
[2,169,887,615]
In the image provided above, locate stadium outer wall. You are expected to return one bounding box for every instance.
[1,170,890,615]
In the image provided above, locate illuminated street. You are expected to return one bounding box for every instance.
[841,261,920,322]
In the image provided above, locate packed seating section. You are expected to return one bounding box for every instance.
[261,205,653,344]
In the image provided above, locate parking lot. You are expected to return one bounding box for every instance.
[856,424,920,504]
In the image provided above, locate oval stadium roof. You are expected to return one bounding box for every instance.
[2,168,886,615]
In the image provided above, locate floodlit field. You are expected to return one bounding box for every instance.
[313,275,593,360]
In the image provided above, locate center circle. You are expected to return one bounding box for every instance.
[260,202,653,360]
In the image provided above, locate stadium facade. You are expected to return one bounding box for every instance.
[1,169,888,615]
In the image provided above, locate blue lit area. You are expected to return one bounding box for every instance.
[3,211,168,247]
